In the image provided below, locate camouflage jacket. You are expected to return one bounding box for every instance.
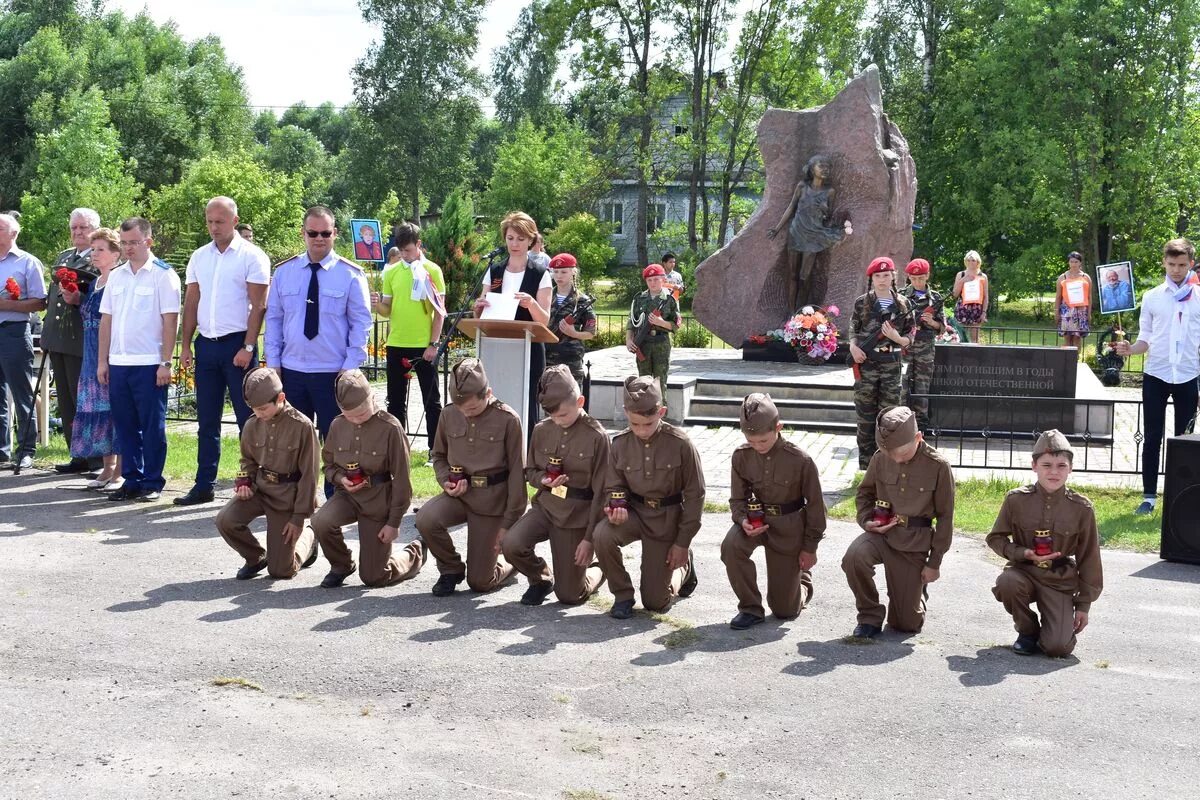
[900,285,945,342]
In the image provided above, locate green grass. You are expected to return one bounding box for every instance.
[829,475,1161,552]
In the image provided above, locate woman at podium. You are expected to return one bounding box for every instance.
[474,211,553,425]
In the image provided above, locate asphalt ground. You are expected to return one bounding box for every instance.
[2,471,1198,799]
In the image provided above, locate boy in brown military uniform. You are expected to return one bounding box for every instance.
[502,366,608,606]
[216,367,320,579]
[311,370,422,588]
[986,430,1103,657]
[592,375,704,619]
[416,358,526,596]
[842,406,954,638]
[721,393,826,629]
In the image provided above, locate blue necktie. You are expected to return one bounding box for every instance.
[304,262,320,340]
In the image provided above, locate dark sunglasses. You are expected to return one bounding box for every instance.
[305,230,334,238]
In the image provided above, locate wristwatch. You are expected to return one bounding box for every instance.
[159,360,171,368]
[428,341,437,347]
[242,344,254,353]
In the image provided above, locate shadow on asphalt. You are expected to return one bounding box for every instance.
[498,609,657,655]
[945,646,1079,687]
[630,621,788,667]
[107,577,277,613]
[780,636,916,677]
[1129,560,1200,584]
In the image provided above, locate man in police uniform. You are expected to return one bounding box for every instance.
[416,358,526,596]
[215,367,319,579]
[899,258,944,433]
[45,208,101,473]
[842,406,954,638]
[311,370,422,588]
[721,393,826,629]
[626,264,680,401]
[502,365,608,606]
[591,375,704,619]
[986,429,1103,657]
[849,257,913,468]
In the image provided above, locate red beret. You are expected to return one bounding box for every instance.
[642,263,666,278]
[548,253,577,269]
[905,258,930,276]
[866,257,895,276]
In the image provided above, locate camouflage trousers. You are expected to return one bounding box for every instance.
[637,336,671,400]
[904,339,936,431]
[855,358,903,468]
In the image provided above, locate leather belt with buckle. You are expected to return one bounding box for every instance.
[628,490,683,509]
[547,486,594,501]
[895,515,935,528]
[469,469,510,488]
[259,468,302,484]
[367,472,393,486]
[762,498,807,516]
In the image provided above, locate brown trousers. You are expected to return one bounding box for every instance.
[311,492,423,587]
[993,568,1077,657]
[414,494,513,592]
[841,531,927,631]
[502,505,605,605]
[216,494,316,579]
[592,514,691,611]
[720,525,812,619]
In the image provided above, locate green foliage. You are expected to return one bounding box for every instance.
[491,1,563,128]
[584,328,625,351]
[674,321,711,348]
[18,87,141,258]
[544,213,616,291]
[147,152,305,262]
[261,125,331,207]
[422,189,486,314]
[611,267,647,308]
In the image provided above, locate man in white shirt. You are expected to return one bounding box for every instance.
[1115,238,1200,514]
[175,197,270,506]
[98,218,181,502]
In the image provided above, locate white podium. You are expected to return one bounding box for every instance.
[458,319,558,437]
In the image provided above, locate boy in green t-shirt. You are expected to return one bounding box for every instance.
[370,222,446,450]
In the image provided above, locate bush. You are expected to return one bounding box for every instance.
[423,189,486,314]
[585,328,625,351]
[612,267,647,307]
[544,213,617,292]
[674,321,711,348]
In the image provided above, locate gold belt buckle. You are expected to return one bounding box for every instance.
[1036,561,1051,569]
[645,497,661,509]
[765,504,782,516]
[895,514,908,527]
[263,469,279,484]
[550,485,568,499]
[470,475,488,488]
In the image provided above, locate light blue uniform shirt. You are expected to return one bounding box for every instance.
[265,251,371,372]
[0,245,48,323]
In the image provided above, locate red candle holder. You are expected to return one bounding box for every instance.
[345,462,366,486]
[607,490,628,511]
[873,499,894,526]
[234,470,252,490]
[563,315,576,327]
[449,466,466,488]
[545,456,564,482]
[747,502,766,530]
[1033,532,1054,557]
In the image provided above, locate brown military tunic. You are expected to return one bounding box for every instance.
[843,440,955,631]
[415,398,525,592]
[722,438,827,618]
[311,409,420,586]
[215,402,319,578]
[986,484,1104,656]
[502,412,609,604]
[591,422,705,611]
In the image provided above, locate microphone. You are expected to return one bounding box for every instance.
[484,245,505,259]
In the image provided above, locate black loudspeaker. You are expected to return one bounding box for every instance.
[1161,435,1200,565]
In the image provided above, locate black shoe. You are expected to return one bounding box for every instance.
[730,611,765,630]
[54,458,90,474]
[520,580,555,606]
[301,540,319,569]
[431,572,465,597]
[236,559,269,580]
[1012,635,1041,656]
[108,486,144,502]
[173,487,215,506]
[851,623,882,639]
[609,599,635,619]
[678,550,698,598]
[321,570,352,588]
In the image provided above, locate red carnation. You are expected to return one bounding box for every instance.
[400,357,414,380]
[4,277,19,300]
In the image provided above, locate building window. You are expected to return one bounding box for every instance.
[601,202,624,235]
[648,203,667,234]
[674,124,688,136]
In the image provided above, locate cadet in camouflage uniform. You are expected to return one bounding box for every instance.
[625,263,680,401]
[544,253,597,386]
[849,257,913,468]
[900,258,944,432]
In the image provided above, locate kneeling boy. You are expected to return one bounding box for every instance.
[502,366,608,605]
[986,429,1103,656]
[216,367,319,579]
[311,370,422,588]
[721,393,826,629]
[592,375,704,619]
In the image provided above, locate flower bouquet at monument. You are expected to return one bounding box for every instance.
[766,305,841,365]
[936,321,962,344]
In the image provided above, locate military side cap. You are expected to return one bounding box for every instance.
[875,406,918,450]
[905,258,931,276]
[335,369,372,410]
[538,365,579,410]
[623,375,662,414]
[243,367,282,408]
[548,253,578,270]
[642,263,666,278]
[740,392,779,434]
[450,357,489,402]
[1033,429,1073,458]
[866,256,895,276]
